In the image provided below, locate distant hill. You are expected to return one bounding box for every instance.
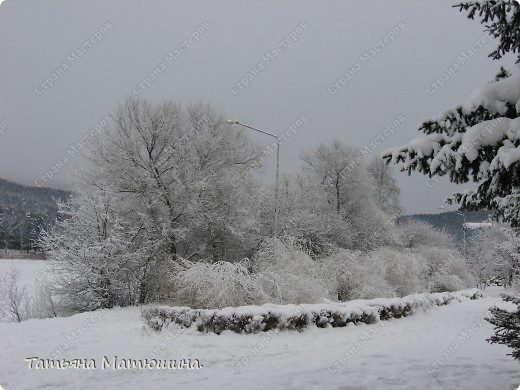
[0,178,72,252]
[400,209,492,247]
[0,178,71,211]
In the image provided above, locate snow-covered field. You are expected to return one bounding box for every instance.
[0,260,518,390]
[0,259,51,287]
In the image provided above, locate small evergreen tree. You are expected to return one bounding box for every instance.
[384,1,520,360]
[486,293,520,361]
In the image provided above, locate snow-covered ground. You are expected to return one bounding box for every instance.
[0,259,51,287]
[0,260,518,390]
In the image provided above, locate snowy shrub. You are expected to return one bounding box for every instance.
[165,233,477,310]
[430,273,466,293]
[0,267,58,322]
[251,236,316,271]
[320,249,395,301]
[174,237,335,308]
[319,249,357,300]
[412,246,475,289]
[143,289,482,334]
[175,259,267,309]
[449,262,477,289]
[278,207,354,256]
[255,272,329,305]
[0,267,28,322]
[252,236,332,304]
[28,277,58,319]
[398,219,455,250]
[373,247,427,297]
[414,246,447,276]
[469,223,520,289]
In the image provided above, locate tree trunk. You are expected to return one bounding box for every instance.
[139,279,148,304]
[336,177,341,214]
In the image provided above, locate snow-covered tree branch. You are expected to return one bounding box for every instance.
[384,2,520,226]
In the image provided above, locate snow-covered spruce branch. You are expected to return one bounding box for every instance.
[384,64,520,225]
[486,292,520,361]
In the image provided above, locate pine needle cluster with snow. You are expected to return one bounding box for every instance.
[385,64,520,224]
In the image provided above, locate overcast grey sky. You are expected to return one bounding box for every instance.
[0,0,516,214]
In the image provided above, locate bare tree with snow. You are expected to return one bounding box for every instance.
[367,157,402,216]
[301,141,393,249]
[42,98,263,309]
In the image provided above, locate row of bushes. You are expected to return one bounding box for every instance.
[143,289,482,334]
[169,237,476,310]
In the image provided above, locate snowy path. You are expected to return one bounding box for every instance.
[0,287,518,390]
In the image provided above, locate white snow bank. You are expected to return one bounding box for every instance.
[0,287,517,390]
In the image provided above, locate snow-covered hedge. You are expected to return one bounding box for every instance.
[143,289,482,334]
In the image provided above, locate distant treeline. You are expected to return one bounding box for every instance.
[0,176,491,254]
[0,178,71,252]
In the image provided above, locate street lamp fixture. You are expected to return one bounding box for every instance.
[226,119,280,238]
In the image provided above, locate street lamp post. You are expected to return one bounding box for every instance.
[226,119,280,238]
[455,211,466,259]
